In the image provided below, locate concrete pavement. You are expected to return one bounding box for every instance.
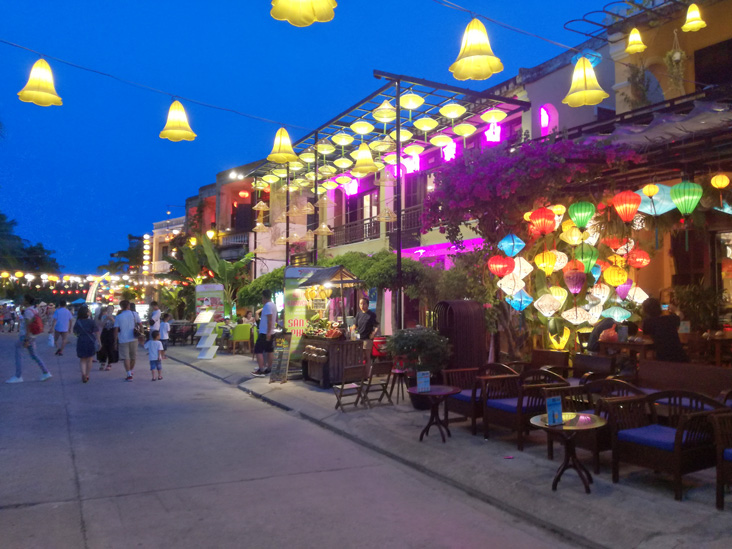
[162,343,732,549]
[1,332,575,549]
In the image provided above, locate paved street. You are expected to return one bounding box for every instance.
[0,332,573,549]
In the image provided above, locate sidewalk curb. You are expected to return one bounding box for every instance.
[172,353,603,549]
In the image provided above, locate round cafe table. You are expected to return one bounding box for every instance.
[407,385,461,443]
[530,413,607,494]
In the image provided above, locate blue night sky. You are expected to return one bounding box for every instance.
[0,1,612,273]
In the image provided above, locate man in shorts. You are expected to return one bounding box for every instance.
[353,297,379,370]
[49,299,73,356]
[252,289,276,377]
[114,300,137,381]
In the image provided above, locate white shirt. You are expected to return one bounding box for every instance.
[144,339,164,361]
[258,301,277,335]
[159,321,170,340]
[114,310,137,343]
[150,309,161,331]
[53,307,73,333]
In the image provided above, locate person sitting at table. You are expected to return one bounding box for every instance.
[641,298,688,362]
[586,317,616,354]
[242,311,256,325]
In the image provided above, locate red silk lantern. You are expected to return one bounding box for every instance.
[627,249,651,269]
[601,236,628,250]
[529,207,556,235]
[612,190,642,223]
[563,259,584,273]
[595,259,610,271]
[488,255,515,277]
[722,258,732,273]
[238,190,250,198]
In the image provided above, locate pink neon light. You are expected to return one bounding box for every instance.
[344,179,359,195]
[484,123,501,143]
[442,140,457,161]
[540,107,550,128]
[403,154,420,174]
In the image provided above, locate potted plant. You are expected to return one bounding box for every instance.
[385,328,450,409]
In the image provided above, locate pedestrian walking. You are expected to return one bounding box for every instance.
[97,305,118,371]
[49,299,73,356]
[159,313,171,353]
[73,306,99,383]
[147,301,161,337]
[144,330,164,381]
[114,300,137,381]
[6,295,52,384]
[252,289,276,377]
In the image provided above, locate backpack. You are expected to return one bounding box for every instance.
[28,309,43,335]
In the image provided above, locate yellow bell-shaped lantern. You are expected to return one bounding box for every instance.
[562,57,609,108]
[373,100,396,123]
[625,28,647,54]
[351,144,379,177]
[449,18,504,81]
[267,127,298,163]
[270,0,337,28]
[159,100,197,142]
[480,108,507,124]
[18,59,62,107]
[681,3,706,32]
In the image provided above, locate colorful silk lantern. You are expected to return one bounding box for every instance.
[549,327,571,350]
[712,174,730,207]
[568,202,596,230]
[615,278,633,301]
[549,286,568,307]
[562,307,590,326]
[529,207,556,235]
[507,290,533,312]
[613,190,642,223]
[589,264,602,284]
[603,266,628,287]
[534,293,562,317]
[587,303,604,325]
[563,259,584,273]
[627,249,650,269]
[625,28,647,54]
[497,234,525,257]
[270,0,337,27]
[560,226,586,246]
[497,273,524,296]
[590,282,611,304]
[551,250,569,272]
[562,57,609,108]
[487,255,515,277]
[681,3,706,32]
[18,59,62,107]
[627,285,649,305]
[575,243,599,273]
[602,306,631,323]
[534,251,557,276]
[512,257,534,279]
[670,181,703,216]
[602,236,628,250]
[159,100,196,142]
[607,254,627,268]
[449,18,504,81]
[564,270,586,295]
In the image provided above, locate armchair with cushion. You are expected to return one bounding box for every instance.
[604,390,726,500]
[709,412,732,510]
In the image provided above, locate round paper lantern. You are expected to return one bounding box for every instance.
[627,249,650,269]
[497,273,525,296]
[603,266,628,287]
[549,286,568,307]
[575,243,599,273]
[670,181,703,216]
[590,283,611,304]
[602,306,631,323]
[615,278,633,300]
[551,250,568,272]
[529,207,556,235]
[507,290,533,312]
[563,259,584,273]
[497,234,525,257]
[562,307,590,326]
[560,226,585,246]
[612,190,642,223]
[534,293,562,317]
[512,257,534,279]
[711,174,729,190]
[568,202,596,230]
[602,236,627,250]
[608,254,627,268]
[643,184,659,198]
[487,255,515,277]
[564,269,586,295]
[534,251,557,276]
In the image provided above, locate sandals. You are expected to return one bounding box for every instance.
[158,376,163,380]
[82,375,89,383]
[104,365,112,371]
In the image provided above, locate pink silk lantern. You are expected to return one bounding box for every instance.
[615,278,633,300]
[563,269,586,295]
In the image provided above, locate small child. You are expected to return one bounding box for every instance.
[159,313,171,356]
[144,330,164,381]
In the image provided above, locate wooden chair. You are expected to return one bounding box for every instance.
[571,354,616,384]
[709,412,732,510]
[230,324,251,354]
[604,390,727,500]
[332,365,367,412]
[531,349,570,376]
[360,360,394,408]
[505,361,530,374]
[482,369,569,450]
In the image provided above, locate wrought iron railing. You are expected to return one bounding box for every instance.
[387,205,424,233]
[219,232,249,247]
[329,217,381,247]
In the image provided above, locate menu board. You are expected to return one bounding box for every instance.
[269,333,292,384]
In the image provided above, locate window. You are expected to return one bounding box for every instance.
[695,38,732,87]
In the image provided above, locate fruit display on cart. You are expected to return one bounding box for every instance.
[304,313,344,339]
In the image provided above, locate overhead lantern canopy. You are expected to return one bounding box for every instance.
[159,100,197,142]
[373,99,397,124]
[400,93,424,121]
[267,128,298,163]
[562,57,609,108]
[625,28,647,54]
[18,59,62,106]
[681,3,706,32]
[270,0,337,27]
[449,18,504,81]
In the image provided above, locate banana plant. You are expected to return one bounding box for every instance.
[200,235,254,318]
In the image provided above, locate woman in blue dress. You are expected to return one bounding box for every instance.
[74,306,99,383]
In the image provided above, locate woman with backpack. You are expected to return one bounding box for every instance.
[74,306,100,383]
[5,295,52,384]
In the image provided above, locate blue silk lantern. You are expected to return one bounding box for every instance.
[601,306,631,323]
[498,234,525,257]
[589,264,602,285]
[507,289,533,311]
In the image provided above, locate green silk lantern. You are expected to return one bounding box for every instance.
[575,243,599,273]
[670,181,703,250]
[568,202,596,230]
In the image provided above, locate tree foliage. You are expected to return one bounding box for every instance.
[0,211,60,271]
[238,266,285,307]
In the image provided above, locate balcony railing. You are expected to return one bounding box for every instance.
[220,247,249,260]
[387,205,424,233]
[219,232,249,247]
[329,217,381,247]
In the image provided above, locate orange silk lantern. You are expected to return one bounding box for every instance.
[529,207,556,236]
[612,190,642,223]
[563,259,584,273]
[601,236,628,250]
[627,249,651,269]
[487,255,515,277]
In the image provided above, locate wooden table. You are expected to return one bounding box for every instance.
[407,385,461,443]
[598,340,654,361]
[530,413,607,494]
[708,332,732,367]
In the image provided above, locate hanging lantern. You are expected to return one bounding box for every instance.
[270,0,337,27]
[587,303,604,325]
[681,3,706,32]
[643,184,659,199]
[351,144,379,177]
[551,250,569,272]
[449,18,504,81]
[534,251,557,276]
[607,254,628,268]
[560,226,586,246]
[590,282,611,304]
[497,273,524,296]
[603,266,628,287]
[575,243,599,273]
[627,248,650,269]
[612,190,642,223]
[238,190,250,198]
[564,270,586,295]
[602,306,631,323]
[334,157,353,169]
[711,173,729,207]
[17,59,62,106]
[400,93,424,111]
[453,123,477,138]
[529,207,556,235]
[267,128,298,163]
[372,99,396,123]
[627,285,649,305]
[568,202,596,230]
[487,255,515,277]
[615,278,634,301]
[429,134,454,148]
[563,259,585,274]
[512,257,534,279]
[507,290,533,312]
[315,137,336,155]
[159,100,196,142]
[314,222,334,236]
[533,293,562,317]
[562,307,590,326]
[332,132,353,147]
[299,149,316,164]
[549,286,568,308]
[389,129,413,143]
[497,234,525,257]
[602,236,628,251]
[562,57,609,108]
[625,28,647,54]
[413,116,439,133]
[439,102,467,120]
[670,181,703,216]
[350,120,374,136]
[480,108,507,124]
[549,327,572,350]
